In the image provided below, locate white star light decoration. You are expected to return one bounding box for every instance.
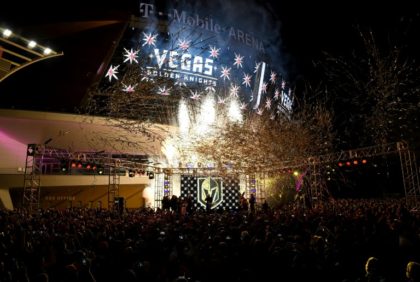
[217,96,226,104]
[123,48,139,64]
[175,80,187,87]
[265,98,272,109]
[254,62,261,73]
[142,32,157,47]
[157,86,171,96]
[242,73,252,87]
[178,39,190,51]
[281,80,286,89]
[233,53,244,68]
[274,88,280,100]
[205,86,216,93]
[220,66,231,80]
[141,76,154,82]
[190,90,201,100]
[105,65,119,82]
[270,71,277,83]
[229,84,240,97]
[261,82,268,94]
[122,84,136,93]
[256,108,264,115]
[209,46,220,59]
[239,102,247,110]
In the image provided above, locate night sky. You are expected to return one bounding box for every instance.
[1,0,419,112]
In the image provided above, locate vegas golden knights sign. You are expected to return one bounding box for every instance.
[197,177,223,209]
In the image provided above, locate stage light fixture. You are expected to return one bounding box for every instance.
[60,160,68,172]
[3,29,12,38]
[28,40,37,48]
[97,166,104,175]
[362,159,367,164]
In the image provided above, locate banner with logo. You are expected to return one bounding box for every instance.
[180,175,240,210]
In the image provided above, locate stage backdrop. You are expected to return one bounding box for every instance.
[180,175,240,210]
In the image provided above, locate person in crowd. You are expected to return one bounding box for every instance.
[240,193,248,211]
[249,193,256,214]
[205,193,212,212]
[406,261,420,282]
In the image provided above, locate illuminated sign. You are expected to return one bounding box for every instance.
[102,0,293,116]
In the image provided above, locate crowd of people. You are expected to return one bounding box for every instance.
[0,198,419,281]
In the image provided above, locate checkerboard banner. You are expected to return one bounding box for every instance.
[180,175,240,210]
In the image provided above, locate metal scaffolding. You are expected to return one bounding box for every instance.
[108,162,120,210]
[153,172,165,209]
[397,142,420,211]
[22,144,42,211]
[305,141,420,210]
[22,141,419,211]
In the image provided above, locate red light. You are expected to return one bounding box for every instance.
[346,161,351,166]
[338,162,343,167]
[71,162,76,168]
[77,163,83,168]
[362,159,367,164]
[86,164,91,169]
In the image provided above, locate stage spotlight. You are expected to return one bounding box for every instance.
[60,160,68,173]
[346,161,351,166]
[2,29,12,38]
[353,160,358,165]
[28,40,37,48]
[362,159,367,164]
[97,166,104,175]
[71,161,77,168]
[338,162,343,167]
